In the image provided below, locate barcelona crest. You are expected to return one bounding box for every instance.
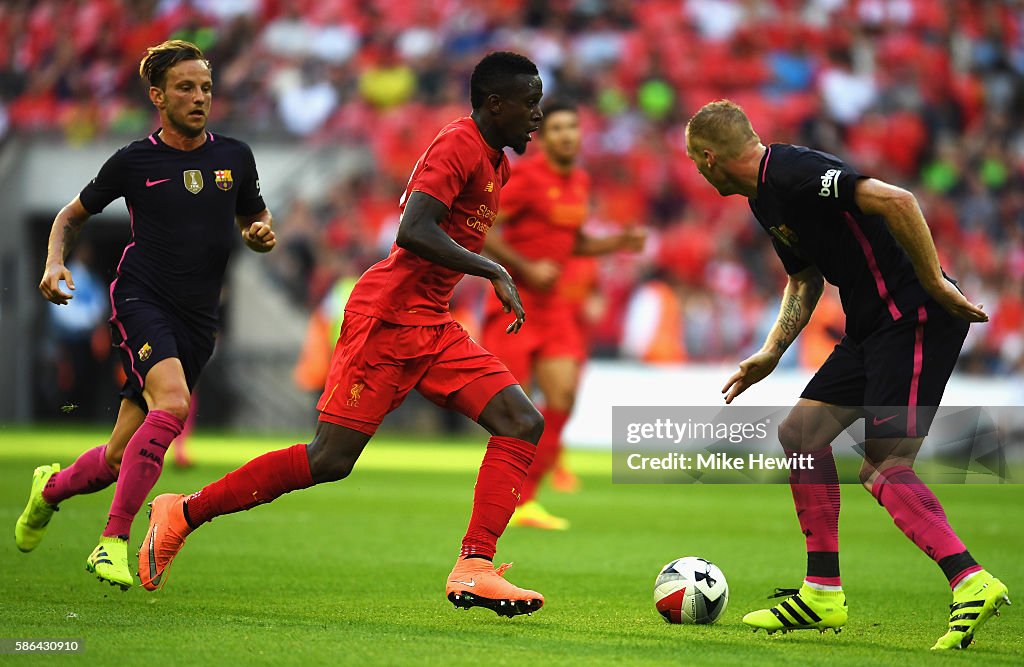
[769,224,799,248]
[214,169,233,191]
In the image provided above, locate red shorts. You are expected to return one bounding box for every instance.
[317,312,518,435]
[481,301,587,387]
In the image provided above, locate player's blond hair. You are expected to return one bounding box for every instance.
[685,100,760,159]
[139,40,210,90]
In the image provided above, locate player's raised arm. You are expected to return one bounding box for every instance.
[722,265,824,403]
[39,197,92,305]
[397,191,525,332]
[854,178,987,323]
[237,208,276,253]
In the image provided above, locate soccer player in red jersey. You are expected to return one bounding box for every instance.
[16,41,275,589]
[482,100,645,529]
[142,52,548,617]
[685,100,1007,649]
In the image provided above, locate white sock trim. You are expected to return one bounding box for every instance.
[953,569,983,592]
[804,580,843,592]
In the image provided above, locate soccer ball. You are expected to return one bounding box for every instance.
[654,556,729,624]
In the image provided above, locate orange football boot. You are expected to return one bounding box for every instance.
[551,461,581,494]
[138,493,192,591]
[446,558,544,616]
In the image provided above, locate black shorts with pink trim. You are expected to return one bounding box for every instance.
[800,298,969,439]
[109,295,214,411]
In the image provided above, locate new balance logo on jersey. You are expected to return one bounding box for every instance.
[485,180,494,192]
[819,169,841,198]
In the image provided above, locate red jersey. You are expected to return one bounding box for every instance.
[496,151,591,305]
[345,117,511,325]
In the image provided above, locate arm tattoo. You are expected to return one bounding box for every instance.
[61,222,81,261]
[774,293,803,352]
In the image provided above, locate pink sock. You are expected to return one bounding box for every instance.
[787,446,841,587]
[42,445,117,505]
[871,465,980,588]
[103,410,183,539]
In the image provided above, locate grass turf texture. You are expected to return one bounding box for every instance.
[1,427,1020,666]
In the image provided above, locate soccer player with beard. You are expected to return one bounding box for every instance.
[141,52,548,617]
[482,100,645,530]
[17,40,275,589]
[684,100,1007,650]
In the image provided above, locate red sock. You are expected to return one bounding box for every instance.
[871,466,981,589]
[42,445,117,505]
[103,410,183,539]
[518,407,567,505]
[460,436,536,559]
[185,444,313,526]
[787,447,841,587]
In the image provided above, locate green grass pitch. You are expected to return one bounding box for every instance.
[1,427,1020,666]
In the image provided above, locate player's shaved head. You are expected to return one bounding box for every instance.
[470,52,539,109]
[139,40,210,90]
[685,100,760,159]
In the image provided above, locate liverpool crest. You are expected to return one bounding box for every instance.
[183,169,203,194]
[347,383,365,407]
[215,169,233,191]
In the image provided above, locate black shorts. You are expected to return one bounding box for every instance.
[800,299,969,438]
[109,297,215,411]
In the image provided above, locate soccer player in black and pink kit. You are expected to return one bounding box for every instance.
[140,52,547,616]
[16,40,276,590]
[684,100,1009,650]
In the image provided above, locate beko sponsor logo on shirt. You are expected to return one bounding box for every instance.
[819,168,841,198]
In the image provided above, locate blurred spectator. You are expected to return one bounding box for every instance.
[358,42,417,109]
[818,48,877,126]
[3,0,1023,376]
[40,241,113,421]
[274,60,339,136]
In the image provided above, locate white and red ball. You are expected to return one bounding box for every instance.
[654,556,729,624]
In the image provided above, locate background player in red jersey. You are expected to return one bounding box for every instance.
[142,52,549,617]
[684,100,1007,649]
[16,40,275,589]
[482,100,645,530]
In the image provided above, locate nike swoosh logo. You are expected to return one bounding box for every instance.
[146,178,171,187]
[450,578,476,587]
[148,523,162,586]
[872,415,898,426]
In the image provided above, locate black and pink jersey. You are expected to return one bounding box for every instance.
[79,129,265,330]
[750,143,932,340]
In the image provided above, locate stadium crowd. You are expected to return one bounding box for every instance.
[3,0,1022,374]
